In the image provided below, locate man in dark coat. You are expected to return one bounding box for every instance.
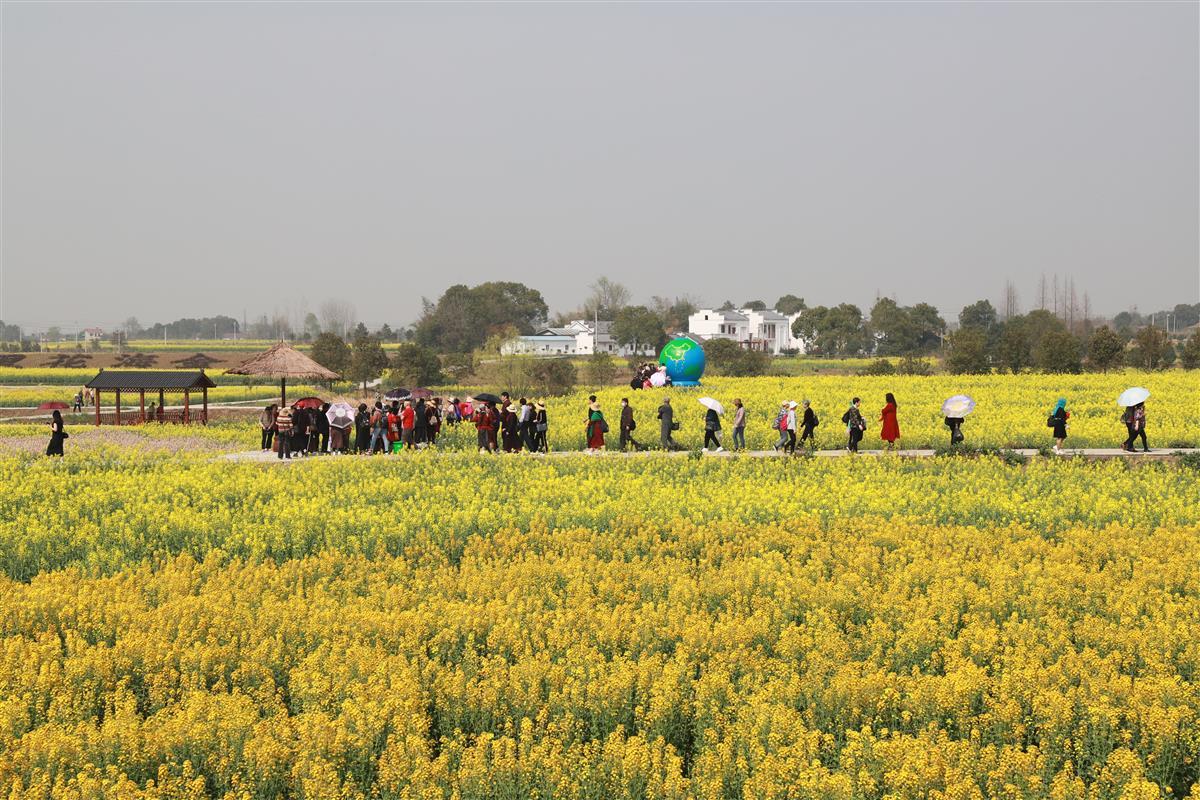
[619,398,641,451]
[656,397,679,450]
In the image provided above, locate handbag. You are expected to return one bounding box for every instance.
[671,421,680,431]
[599,418,609,434]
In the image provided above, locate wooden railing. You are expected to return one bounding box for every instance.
[94,409,207,425]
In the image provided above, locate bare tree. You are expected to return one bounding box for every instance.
[1004,281,1019,320]
[583,277,632,319]
[1066,277,1078,333]
[1082,292,1092,334]
[1037,274,1048,310]
[318,299,357,338]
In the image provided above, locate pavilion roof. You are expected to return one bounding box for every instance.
[225,342,341,381]
[85,370,217,390]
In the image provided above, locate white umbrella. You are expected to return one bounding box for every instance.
[649,370,668,387]
[699,397,725,415]
[941,395,976,417]
[326,401,355,429]
[1117,387,1150,407]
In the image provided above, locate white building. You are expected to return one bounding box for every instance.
[688,309,803,355]
[500,320,656,358]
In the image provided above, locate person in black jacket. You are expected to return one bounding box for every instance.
[316,404,331,453]
[619,398,642,451]
[703,405,723,452]
[354,403,371,453]
[842,398,865,453]
[1049,398,1068,453]
[46,410,66,457]
[799,400,818,452]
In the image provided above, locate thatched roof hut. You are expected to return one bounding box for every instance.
[226,342,340,406]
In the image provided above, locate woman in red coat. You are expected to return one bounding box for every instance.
[880,392,900,449]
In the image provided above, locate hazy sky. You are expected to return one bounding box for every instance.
[3,2,1197,331]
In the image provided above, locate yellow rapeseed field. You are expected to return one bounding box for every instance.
[1,450,1198,799]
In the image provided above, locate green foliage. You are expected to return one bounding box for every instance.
[898,356,934,376]
[612,306,667,353]
[529,359,578,397]
[388,342,444,386]
[309,332,351,376]
[348,335,389,389]
[1087,326,1126,372]
[741,300,767,311]
[583,353,618,386]
[858,358,897,376]
[944,328,991,374]
[774,294,806,315]
[1034,330,1082,374]
[1180,331,1200,370]
[870,299,945,357]
[703,339,771,377]
[791,304,870,356]
[416,282,549,353]
[958,300,998,332]
[1127,325,1173,370]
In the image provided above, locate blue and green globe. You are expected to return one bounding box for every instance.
[658,337,705,386]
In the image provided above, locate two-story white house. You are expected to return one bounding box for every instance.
[500,320,656,357]
[688,308,801,354]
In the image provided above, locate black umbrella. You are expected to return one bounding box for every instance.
[385,387,411,400]
[473,392,501,404]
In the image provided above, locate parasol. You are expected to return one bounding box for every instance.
[409,388,434,400]
[699,397,725,415]
[326,401,355,429]
[292,396,323,410]
[473,392,501,404]
[225,341,340,407]
[385,387,411,400]
[941,395,976,417]
[38,401,69,410]
[649,370,668,387]
[1117,387,1150,407]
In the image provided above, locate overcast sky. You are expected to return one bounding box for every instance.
[2,2,1197,331]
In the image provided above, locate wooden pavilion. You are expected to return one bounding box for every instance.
[84,369,217,425]
[225,342,340,406]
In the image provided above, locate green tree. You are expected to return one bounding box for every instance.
[348,335,389,391]
[703,339,770,376]
[612,306,667,353]
[1127,325,1173,370]
[741,300,767,311]
[529,358,577,397]
[416,282,548,353]
[1086,326,1125,372]
[351,322,370,340]
[774,295,806,315]
[717,300,736,311]
[959,299,998,332]
[650,295,698,333]
[303,313,322,341]
[870,298,921,356]
[944,328,991,374]
[583,353,618,386]
[388,342,444,386]
[1180,330,1200,369]
[1034,329,1082,373]
[310,332,350,375]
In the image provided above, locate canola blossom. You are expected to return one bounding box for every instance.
[1,450,1198,798]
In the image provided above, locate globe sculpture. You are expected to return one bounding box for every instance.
[658,337,705,386]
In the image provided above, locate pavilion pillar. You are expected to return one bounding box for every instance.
[202,387,208,425]
[281,378,287,408]
[183,390,190,424]
[115,390,121,426]
[94,389,101,426]
[158,389,165,422]
[139,390,145,424]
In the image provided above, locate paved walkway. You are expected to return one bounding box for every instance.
[221,447,1199,463]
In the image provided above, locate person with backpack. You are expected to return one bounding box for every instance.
[731,399,746,451]
[1048,397,1069,453]
[842,398,866,453]
[657,397,680,450]
[703,404,723,452]
[772,402,789,451]
[799,400,819,452]
[619,398,642,451]
[1122,402,1149,452]
[880,393,900,450]
[586,400,608,451]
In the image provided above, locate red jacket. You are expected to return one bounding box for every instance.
[401,407,415,430]
[880,402,900,442]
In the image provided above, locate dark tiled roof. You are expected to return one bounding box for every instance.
[85,370,217,390]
